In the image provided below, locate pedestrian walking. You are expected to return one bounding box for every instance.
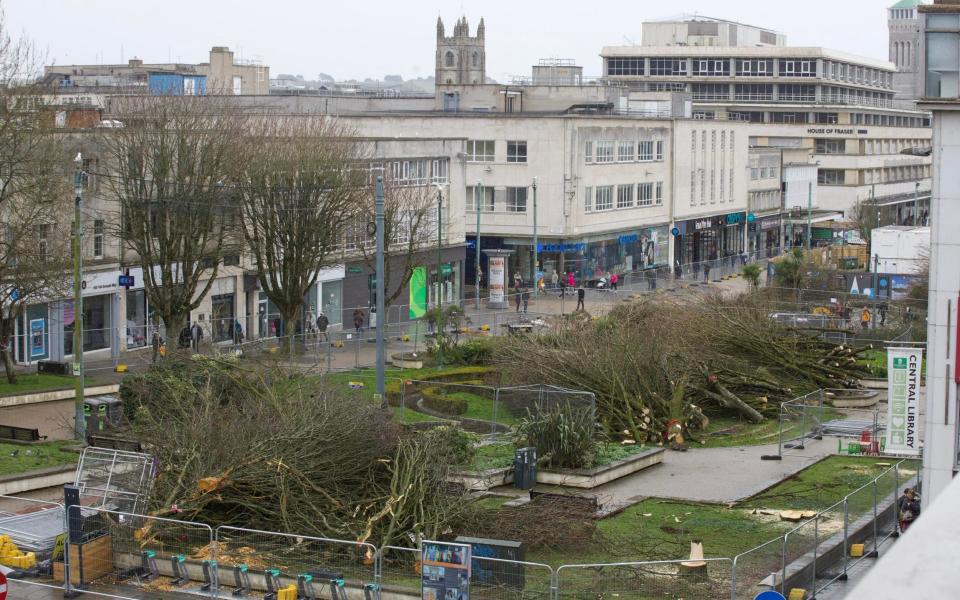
[692,262,701,281]
[674,260,682,280]
[353,309,365,335]
[551,269,559,290]
[233,319,244,344]
[576,287,585,311]
[190,321,203,353]
[898,488,920,532]
[522,288,530,313]
[610,273,619,291]
[879,304,888,327]
[515,288,522,312]
[514,271,523,291]
[316,312,329,342]
[567,271,575,289]
[151,330,161,363]
[860,307,871,330]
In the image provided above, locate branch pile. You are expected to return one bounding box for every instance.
[493,294,871,443]
[121,357,471,547]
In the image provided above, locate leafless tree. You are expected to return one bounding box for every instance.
[0,5,71,382]
[849,198,878,248]
[235,117,366,349]
[98,95,245,337]
[355,177,438,316]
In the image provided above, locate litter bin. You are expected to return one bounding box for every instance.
[83,401,103,434]
[513,447,537,490]
[85,395,123,430]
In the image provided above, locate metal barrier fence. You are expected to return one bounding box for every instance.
[0,459,921,600]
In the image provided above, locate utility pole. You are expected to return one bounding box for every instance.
[805,181,813,254]
[375,177,386,401]
[913,182,920,226]
[434,184,444,367]
[475,181,482,310]
[532,177,539,297]
[72,155,85,441]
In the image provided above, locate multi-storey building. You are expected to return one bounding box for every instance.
[601,16,933,225]
[43,46,270,95]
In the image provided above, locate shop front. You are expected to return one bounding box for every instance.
[748,214,783,258]
[673,212,746,266]
[253,266,344,339]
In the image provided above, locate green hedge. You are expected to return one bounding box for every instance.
[421,386,468,415]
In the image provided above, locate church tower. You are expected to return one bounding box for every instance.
[436,16,486,85]
[888,0,924,107]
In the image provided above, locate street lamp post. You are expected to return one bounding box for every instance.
[374,177,386,401]
[532,178,538,297]
[805,181,813,254]
[434,183,444,367]
[72,153,85,441]
[475,181,482,310]
[913,182,920,226]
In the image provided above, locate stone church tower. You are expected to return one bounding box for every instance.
[436,16,486,85]
[888,0,924,107]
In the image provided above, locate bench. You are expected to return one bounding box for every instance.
[87,436,142,453]
[0,424,44,442]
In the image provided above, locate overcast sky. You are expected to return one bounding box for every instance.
[6,0,895,81]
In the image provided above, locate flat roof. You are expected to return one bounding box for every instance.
[600,46,895,71]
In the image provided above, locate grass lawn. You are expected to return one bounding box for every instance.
[0,373,102,397]
[0,440,79,476]
[448,391,518,426]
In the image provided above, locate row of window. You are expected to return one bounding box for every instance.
[466,140,528,163]
[750,166,780,180]
[862,165,932,186]
[689,129,736,207]
[369,159,448,185]
[585,140,665,164]
[607,57,820,78]
[851,113,930,128]
[749,190,782,213]
[822,60,893,89]
[465,186,530,213]
[862,138,929,155]
[37,220,105,261]
[821,86,895,108]
[584,183,664,212]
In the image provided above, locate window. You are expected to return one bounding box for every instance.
[93,219,104,259]
[445,51,455,67]
[815,139,846,154]
[693,111,715,120]
[692,83,730,100]
[38,223,49,261]
[183,78,197,96]
[507,141,527,163]
[751,168,760,180]
[595,185,614,211]
[770,112,807,123]
[780,59,816,77]
[816,112,839,124]
[656,182,663,205]
[472,52,479,67]
[466,186,495,211]
[735,58,773,76]
[650,59,687,76]
[729,111,764,123]
[223,254,240,266]
[584,186,593,212]
[926,29,960,98]
[506,187,527,212]
[779,84,816,102]
[606,57,644,76]
[692,58,729,76]
[817,169,845,185]
[617,184,634,208]
[655,140,664,161]
[584,141,593,164]
[734,84,773,101]
[618,141,635,162]
[232,76,242,95]
[638,141,655,161]
[431,159,448,183]
[391,160,427,185]
[466,140,495,162]
[595,141,614,163]
[637,183,655,207]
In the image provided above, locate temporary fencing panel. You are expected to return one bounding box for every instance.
[557,559,733,600]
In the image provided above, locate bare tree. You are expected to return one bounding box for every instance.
[236,117,366,349]
[98,96,244,338]
[355,177,438,318]
[849,198,878,248]
[0,5,71,382]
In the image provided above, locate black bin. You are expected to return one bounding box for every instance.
[38,360,71,376]
[513,447,537,490]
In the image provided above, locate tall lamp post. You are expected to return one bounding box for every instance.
[475,181,483,310]
[805,181,813,253]
[913,181,921,226]
[532,177,538,297]
[433,183,444,367]
[374,177,386,401]
[72,153,86,440]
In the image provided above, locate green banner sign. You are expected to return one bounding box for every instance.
[885,347,923,456]
[409,266,427,319]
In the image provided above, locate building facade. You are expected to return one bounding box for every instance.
[889,0,926,107]
[601,16,933,222]
[436,17,486,85]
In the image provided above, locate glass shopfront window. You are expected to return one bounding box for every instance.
[320,280,343,327]
[125,289,148,349]
[64,294,112,355]
[429,263,460,307]
[211,294,235,342]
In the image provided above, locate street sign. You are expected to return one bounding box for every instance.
[118,274,135,287]
[0,570,8,600]
[671,227,680,237]
[753,591,785,600]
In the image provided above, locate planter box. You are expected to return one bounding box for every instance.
[536,447,665,489]
[391,354,424,369]
[448,447,665,491]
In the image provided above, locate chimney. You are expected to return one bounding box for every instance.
[128,58,143,68]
